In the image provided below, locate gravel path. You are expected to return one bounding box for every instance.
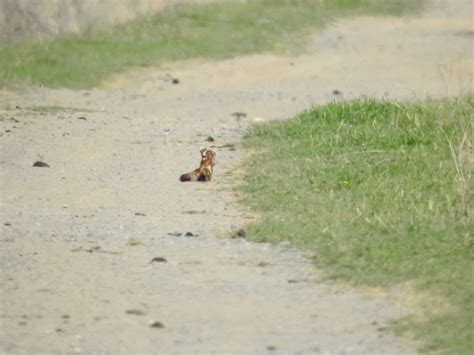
[1,1,472,353]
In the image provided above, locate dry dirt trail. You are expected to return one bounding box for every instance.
[1,1,472,354]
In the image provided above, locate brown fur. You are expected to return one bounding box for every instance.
[179,148,216,182]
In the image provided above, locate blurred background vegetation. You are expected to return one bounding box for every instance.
[0,0,423,89]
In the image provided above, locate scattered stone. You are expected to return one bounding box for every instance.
[127,238,142,246]
[287,279,308,283]
[182,210,207,215]
[150,257,167,264]
[36,288,51,293]
[215,143,236,151]
[125,309,146,316]
[332,89,342,96]
[172,78,180,84]
[231,229,246,239]
[10,117,19,123]
[168,232,182,237]
[267,345,277,351]
[456,29,474,37]
[77,116,87,121]
[205,136,215,142]
[33,161,50,168]
[3,221,11,226]
[56,328,65,334]
[149,321,165,328]
[185,232,194,237]
[72,246,106,253]
[134,212,146,216]
[231,112,247,120]
[18,321,27,326]
[257,261,270,267]
[5,130,11,133]
[87,246,101,253]
[61,315,70,319]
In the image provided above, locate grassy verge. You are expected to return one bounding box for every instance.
[0,0,422,89]
[240,96,473,354]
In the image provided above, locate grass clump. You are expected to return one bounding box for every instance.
[0,0,422,89]
[241,96,473,354]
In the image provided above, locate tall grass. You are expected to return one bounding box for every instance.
[240,96,473,354]
[0,0,423,89]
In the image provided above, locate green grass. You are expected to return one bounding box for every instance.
[240,96,473,354]
[0,0,423,89]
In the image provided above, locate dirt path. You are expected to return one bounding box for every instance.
[1,1,472,354]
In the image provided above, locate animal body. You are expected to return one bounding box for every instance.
[179,147,216,182]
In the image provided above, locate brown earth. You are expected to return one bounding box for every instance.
[0,1,472,354]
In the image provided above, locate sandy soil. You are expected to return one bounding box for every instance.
[0,1,472,354]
